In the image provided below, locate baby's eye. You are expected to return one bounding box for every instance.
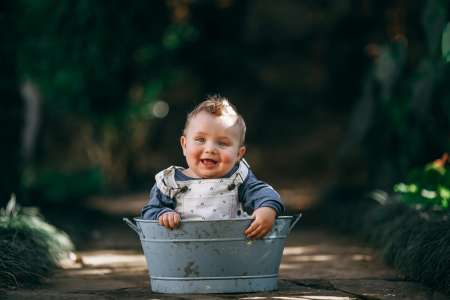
[217,141,230,147]
[194,137,205,143]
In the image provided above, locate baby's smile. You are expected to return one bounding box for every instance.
[200,158,218,168]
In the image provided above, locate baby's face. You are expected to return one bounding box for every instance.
[180,111,246,179]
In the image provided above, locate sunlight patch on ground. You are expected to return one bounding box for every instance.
[60,250,148,275]
[240,296,356,300]
[351,254,372,261]
[80,250,146,267]
[279,263,302,270]
[287,255,336,262]
[272,297,356,300]
[283,246,320,255]
[301,297,356,300]
[65,268,113,276]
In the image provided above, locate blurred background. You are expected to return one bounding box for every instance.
[1,0,450,213]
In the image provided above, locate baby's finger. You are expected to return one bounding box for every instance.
[168,213,177,228]
[159,214,169,227]
[244,221,259,235]
[173,214,181,227]
[253,226,270,239]
[162,215,171,228]
[246,224,262,239]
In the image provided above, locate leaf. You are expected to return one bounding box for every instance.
[438,186,450,200]
[442,22,450,62]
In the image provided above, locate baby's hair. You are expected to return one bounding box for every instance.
[183,95,246,145]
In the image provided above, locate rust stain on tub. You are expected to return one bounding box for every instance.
[184,261,200,277]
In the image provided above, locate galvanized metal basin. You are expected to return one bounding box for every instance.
[124,215,301,294]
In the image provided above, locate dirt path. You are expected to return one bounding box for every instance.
[3,193,449,300]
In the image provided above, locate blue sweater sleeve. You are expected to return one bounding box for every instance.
[141,183,176,220]
[238,169,285,216]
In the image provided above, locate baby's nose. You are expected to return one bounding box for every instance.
[204,142,217,153]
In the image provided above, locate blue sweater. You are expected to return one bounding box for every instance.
[141,164,285,219]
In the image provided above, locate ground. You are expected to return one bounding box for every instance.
[2,192,449,300]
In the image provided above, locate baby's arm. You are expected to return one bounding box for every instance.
[244,207,277,239]
[239,170,285,239]
[142,184,180,229]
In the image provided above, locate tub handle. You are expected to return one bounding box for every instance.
[123,218,141,236]
[288,213,302,233]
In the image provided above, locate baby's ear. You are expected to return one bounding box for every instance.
[238,146,246,160]
[180,135,187,156]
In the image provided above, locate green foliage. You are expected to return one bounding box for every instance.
[394,154,450,210]
[347,0,450,185]
[13,1,200,198]
[0,195,74,288]
[443,22,450,62]
[17,0,197,119]
[23,167,106,202]
[0,2,22,208]
[17,0,195,114]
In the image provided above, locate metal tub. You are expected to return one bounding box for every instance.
[124,215,301,294]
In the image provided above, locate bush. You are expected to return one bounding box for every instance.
[0,195,73,288]
[319,186,450,294]
[394,153,450,211]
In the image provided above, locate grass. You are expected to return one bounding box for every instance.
[0,195,73,289]
[318,186,450,294]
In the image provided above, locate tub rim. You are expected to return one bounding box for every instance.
[125,214,301,237]
[133,215,294,223]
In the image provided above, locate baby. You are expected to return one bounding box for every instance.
[141,96,284,239]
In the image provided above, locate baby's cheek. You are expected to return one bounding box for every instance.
[188,149,201,160]
[221,154,236,165]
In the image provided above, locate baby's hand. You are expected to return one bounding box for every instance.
[159,211,181,229]
[244,207,276,240]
